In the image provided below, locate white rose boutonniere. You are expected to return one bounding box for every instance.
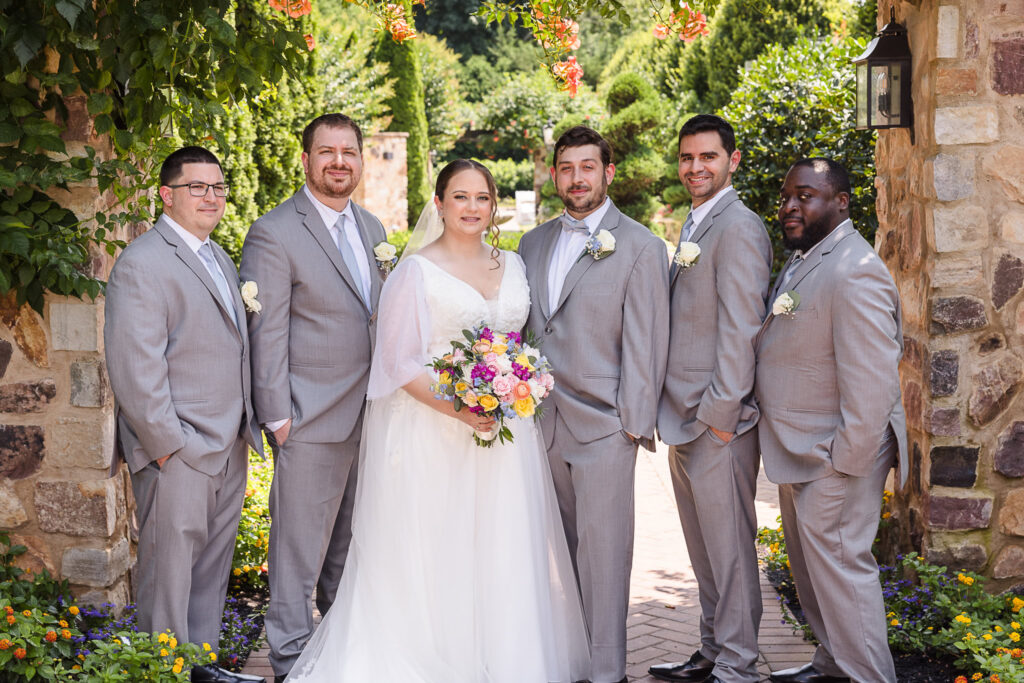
[373,240,398,275]
[674,241,701,269]
[581,229,616,261]
[240,281,262,314]
[772,290,801,316]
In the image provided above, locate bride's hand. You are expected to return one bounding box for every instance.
[458,409,496,432]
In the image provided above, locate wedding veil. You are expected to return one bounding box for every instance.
[399,200,443,263]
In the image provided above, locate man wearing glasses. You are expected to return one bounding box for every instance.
[105,146,265,683]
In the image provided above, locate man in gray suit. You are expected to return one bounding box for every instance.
[105,146,264,683]
[240,114,386,681]
[650,115,772,683]
[756,159,907,683]
[519,125,670,683]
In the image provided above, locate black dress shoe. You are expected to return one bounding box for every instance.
[191,664,267,683]
[649,650,715,682]
[274,676,287,683]
[769,662,851,683]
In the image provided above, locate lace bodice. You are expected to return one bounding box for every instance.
[410,253,530,357]
[366,251,531,399]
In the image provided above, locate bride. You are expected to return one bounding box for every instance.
[286,159,590,682]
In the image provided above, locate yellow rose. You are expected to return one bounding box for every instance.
[438,372,452,385]
[514,353,535,371]
[478,395,499,411]
[490,342,508,354]
[514,398,535,417]
[454,382,469,393]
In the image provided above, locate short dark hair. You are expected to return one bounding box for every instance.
[302,113,363,155]
[790,158,852,196]
[677,114,736,155]
[553,125,613,167]
[159,146,222,187]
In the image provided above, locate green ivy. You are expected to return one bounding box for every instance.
[0,0,310,312]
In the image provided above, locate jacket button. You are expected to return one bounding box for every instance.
[545,326,553,334]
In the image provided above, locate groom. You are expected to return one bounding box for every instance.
[240,113,387,681]
[519,125,670,683]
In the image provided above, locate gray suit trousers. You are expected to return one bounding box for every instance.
[778,435,897,683]
[547,411,637,683]
[265,435,359,675]
[130,438,248,647]
[669,429,761,682]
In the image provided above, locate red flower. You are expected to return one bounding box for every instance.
[0,639,10,650]
[652,23,670,39]
[44,630,57,643]
[552,56,584,97]
[303,33,316,50]
[269,0,312,18]
[14,647,26,660]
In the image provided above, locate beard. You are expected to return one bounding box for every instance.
[782,215,834,252]
[308,164,359,199]
[557,179,608,215]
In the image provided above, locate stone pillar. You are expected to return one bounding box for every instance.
[875,0,1024,587]
[352,131,410,233]
[0,96,134,605]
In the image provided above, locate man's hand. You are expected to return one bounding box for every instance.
[709,426,734,444]
[156,454,172,469]
[273,419,292,446]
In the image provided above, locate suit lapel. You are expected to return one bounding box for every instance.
[293,189,365,308]
[154,218,240,339]
[351,203,383,312]
[670,190,739,285]
[535,220,561,320]
[550,204,620,318]
[213,244,246,343]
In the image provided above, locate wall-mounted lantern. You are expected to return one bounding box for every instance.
[853,8,913,136]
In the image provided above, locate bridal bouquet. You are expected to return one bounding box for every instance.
[429,324,555,447]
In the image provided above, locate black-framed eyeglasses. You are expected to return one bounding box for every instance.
[165,182,230,197]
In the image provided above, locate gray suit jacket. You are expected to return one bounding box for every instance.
[519,202,670,450]
[105,216,261,476]
[657,189,772,446]
[240,189,386,444]
[754,221,909,485]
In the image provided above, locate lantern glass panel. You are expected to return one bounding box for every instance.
[856,62,869,128]
[870,63,902,126]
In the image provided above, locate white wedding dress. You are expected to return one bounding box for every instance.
[287,252,590,683]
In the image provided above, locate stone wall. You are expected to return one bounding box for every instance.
[352,131,410,233]
[0,96,134,605]
[875,0,1024,586]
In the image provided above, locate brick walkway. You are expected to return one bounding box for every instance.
[242,441,814,682]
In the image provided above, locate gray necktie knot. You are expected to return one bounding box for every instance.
[561,215,589,235]
[681,212,695,242]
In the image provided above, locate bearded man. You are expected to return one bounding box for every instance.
[240,113,387,682]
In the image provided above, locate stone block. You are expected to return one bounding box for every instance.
[994,37,1024,95]
[936,68,978,96]
[931,296,988,334]
[994,253,1024,309]
[1003,489,1024,536]
[993,545,1024,579]
[984,146,1024,202]
[0,424,44,479]
[930,446,979,487]
[1002,211,1024,244]
[936,5,960,59]
[0,379,56,413]
[933,253,984,289]
[968,355,1022,426]
[34,477,122,537]
[904,335,924,370]
[995,421,1024,477]
[8,533,57,578]
[931,349,959,397]
[0,339,11,379]
[930,494,992,530]
[75,577,131,609]
[49,302,99,352]
[932,153,975,201]
[965,16,979,58]
[904,380,922,431]
[935,106,999,145]
[70,360,106,407]
[933,204,987,252]
[0,481,28,528]
[925,543,988,572]
[50,412,115,470]
[13,305,48,368]
[61,538,130,587]
[927,407,961,436]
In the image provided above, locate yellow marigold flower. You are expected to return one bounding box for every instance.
[203,643,211,652]
[169,637,178,648]
[881,512,891,519]
[233,568,242,576]
[983,633,993,640]
[890,619,899,626]
[955,677,968,683]
[160,648,169,657]
[1012,597,1024,613]
[964,632,976,640]
[242,565,251,573]
[59,620,68,628]
[956,614,972,625]
[61,629,71,639]
[887,611,896,618]
[1014,621,1021,630]
[1012,632,1021,642]
[172,664,183,674]
[22,610,31,617]
[158,633,169,644]
[68,606,79,616]
[210,652,217,662]
[973,672,984,679]
[991,675,1002,683]
[995,625,1004,632]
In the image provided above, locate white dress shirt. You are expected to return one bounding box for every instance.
[779,218,853,290]
[547,197,612,313]
[303,184,372,302]
[684,184,734,241]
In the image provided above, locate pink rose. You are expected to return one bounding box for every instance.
[492,373,516,397]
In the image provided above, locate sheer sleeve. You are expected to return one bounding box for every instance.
[367,257,432,400]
